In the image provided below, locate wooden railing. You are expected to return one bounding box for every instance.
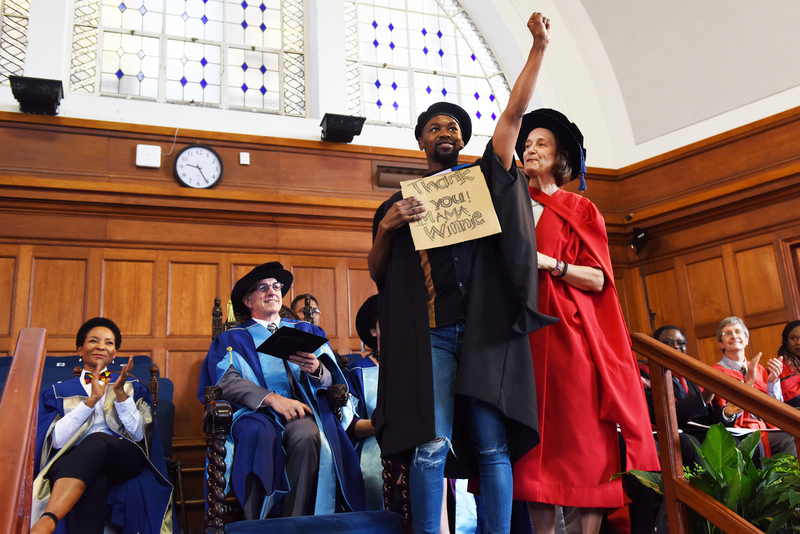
[0,328,47,534]
[632,333,800,534]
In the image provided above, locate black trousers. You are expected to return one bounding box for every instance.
[48,432,146,534]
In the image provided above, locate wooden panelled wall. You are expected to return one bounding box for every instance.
[2,106,800,455]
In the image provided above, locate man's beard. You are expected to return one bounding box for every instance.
[432,145,460,168]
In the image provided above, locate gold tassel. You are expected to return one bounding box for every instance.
[227,299,237,323]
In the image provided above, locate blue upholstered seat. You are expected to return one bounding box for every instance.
[223,511,406,534]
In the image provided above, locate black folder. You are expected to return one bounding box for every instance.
[256,326,328,359]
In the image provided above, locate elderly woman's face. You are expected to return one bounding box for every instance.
[522,127,557,179]
[79,326,117,371]
[787,326,800,357]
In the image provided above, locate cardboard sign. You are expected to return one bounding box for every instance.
[401,165,501,251]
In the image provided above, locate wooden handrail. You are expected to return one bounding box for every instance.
[0,328,47,534]
[631,333,800,534]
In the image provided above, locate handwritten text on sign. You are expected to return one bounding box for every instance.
[400,165,501,251]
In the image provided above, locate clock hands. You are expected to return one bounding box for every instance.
[187,163,209,183]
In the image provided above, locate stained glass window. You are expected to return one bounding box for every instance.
[345,0,510,137]
[0,0,30,84]
[70,0,305,115]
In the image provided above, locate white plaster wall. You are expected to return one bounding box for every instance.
[4,1,798,167]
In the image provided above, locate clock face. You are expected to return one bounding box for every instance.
[173,144,223,189]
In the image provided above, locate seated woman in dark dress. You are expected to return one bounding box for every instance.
[31,317,172,534]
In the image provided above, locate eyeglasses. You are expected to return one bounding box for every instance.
[309,308,321,316]
[252,282,284,293]
[661,339,687,349]
[721,329,746,338]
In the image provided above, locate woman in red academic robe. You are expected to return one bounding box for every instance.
[777,320,800,408]
[511,109,659,534]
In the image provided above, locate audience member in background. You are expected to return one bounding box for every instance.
[291,293,322,326]
[343,295,383,510]
[511,107,659,534]
[369,13,555,534]
[644,325,716,466]
[777,320,800,408]
[711,316,796,456]
[197,262,364,518]
[31,317,172,534]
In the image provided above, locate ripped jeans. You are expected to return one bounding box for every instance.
[409,322,512,534]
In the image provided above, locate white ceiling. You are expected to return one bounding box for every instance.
[462,0,800,168]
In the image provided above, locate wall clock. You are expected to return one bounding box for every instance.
[173,144,224,189]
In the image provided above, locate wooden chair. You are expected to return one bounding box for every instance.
[204,298,412,533]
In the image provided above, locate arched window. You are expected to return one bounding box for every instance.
[0,0,29,82]
[344,0,510,137]
[70,0,305,115]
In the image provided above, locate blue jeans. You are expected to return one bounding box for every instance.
[409,322,512,534]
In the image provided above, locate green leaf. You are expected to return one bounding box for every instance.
[736,429,762,459]
[764,510,792,534]
[722,466,742,512]
[700,424,739,481]
[615,470,664,495]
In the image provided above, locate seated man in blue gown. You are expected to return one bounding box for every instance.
[343,295,383,510]
[198,262,364,519]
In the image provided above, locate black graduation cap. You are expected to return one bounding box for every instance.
[256,327,328,360]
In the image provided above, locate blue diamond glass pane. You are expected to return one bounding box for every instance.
[202,15,208,24]
[423,47,428,55]
[139,5,146,15]
[260,85,267,95]
[241,21,248,29]
[438,49,444,57]
[421,28,427,35]
[241,83,248,92]
[136,72,144,82]
[259,65,266,74]
[389,42,395,50]
[119,3,126,12]
[476,111,481,119]
[201,57,208,67]
[376,99,382,108]
[373,39,379,48]
[471,53,476,61]
[372,20,378,29]
[116,69,124,79]
[200,79,208,88]
[260,23,266,31]
[441,88,447,96]
[437,30,442,38]
[260,3,266,11]
[393,101,399,110]
[388,23,394,31]
[491,112,497,121]
[426,86,431,94]
[374,80,381,88]
[241,62,248,71]
[391,82,397,91]
[474,92,479,100]
[180,76,187,86]
[489,94,495,102]
[241,1,248,8]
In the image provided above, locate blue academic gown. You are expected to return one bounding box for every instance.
[197,319,365,517]
[344,354,384,510]
[34,376,173,534]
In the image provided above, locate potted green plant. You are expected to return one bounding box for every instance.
[619,424,800,533]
